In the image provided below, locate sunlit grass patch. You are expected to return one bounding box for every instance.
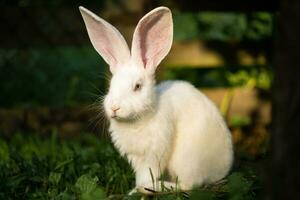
[0,133,260,199]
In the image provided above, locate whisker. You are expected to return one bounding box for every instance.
[85,95,108,134]
[96,71,111,82]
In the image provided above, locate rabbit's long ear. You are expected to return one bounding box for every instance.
[131,7,173,73]
[79,6,130,74]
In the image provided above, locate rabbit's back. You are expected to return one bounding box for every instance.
[157,81,233,187]
[157,80,225,124]
[156,80,223,124]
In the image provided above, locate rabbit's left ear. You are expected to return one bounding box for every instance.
[131,7,173,73]
[79,6,130,74]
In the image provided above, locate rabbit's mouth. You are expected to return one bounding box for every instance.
[109,111,145,123]
[109,110,130,121]
[110,112,122,119]
[111,113,125,120]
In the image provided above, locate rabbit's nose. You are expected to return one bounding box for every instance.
[111,106,120,113]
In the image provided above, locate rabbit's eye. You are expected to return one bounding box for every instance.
[134,83,142,92]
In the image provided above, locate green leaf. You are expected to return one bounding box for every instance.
[80,188,106,200]
[226,173,253,200]
[54,158,74,171]
[230,115,251,128]
[75,174,99,194]
[49,172,62,185]
[190,190,215,200]
[173,12,199,41]
[0,140,9,163]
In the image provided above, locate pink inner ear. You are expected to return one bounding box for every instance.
[79,6,131,73]
[102,47,117,65]
[133,10,172,69]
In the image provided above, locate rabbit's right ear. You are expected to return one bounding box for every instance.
[131,7,173,74]
[79,6,130,74]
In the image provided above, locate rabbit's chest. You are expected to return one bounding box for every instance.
[109,112,174,161]
[110,127,154,157]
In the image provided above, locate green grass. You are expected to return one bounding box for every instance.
[0,133,260,200]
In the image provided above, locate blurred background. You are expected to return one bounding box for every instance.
[0,0,283,199]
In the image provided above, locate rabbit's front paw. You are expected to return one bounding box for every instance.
[128,187,138,195]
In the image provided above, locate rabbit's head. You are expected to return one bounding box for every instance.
[80,6,173,121]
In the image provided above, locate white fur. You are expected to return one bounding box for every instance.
[79,6,233,192]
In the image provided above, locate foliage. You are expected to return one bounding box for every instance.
[173,12,200,41]
[0,133,260,199]
[197,13,247,41]
[174,12,273,41]
[0,46,106,107]
[0,133,134,199]
[225,173,255,200]
[0,0,104,6]
[245,13,274,41]
[230,115,251,128]
[162,67,273,89]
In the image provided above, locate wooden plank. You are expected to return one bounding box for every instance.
[201,87,271,124]
[162,40,224,68]
[162,40,270,68]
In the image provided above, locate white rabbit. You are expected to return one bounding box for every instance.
[79,6,233,193]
